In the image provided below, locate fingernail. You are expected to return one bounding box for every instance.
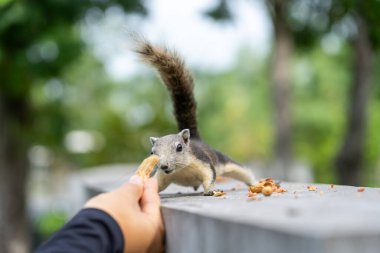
[129,175,143,185]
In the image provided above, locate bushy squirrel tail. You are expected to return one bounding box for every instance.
[134,37,200,139]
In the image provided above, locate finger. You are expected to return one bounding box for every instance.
[141,178,161,219]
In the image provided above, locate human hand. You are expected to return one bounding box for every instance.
[85,175,164,253]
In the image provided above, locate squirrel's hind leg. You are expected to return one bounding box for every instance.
[221,163,254,186]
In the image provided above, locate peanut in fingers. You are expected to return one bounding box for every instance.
[135,155,160,181]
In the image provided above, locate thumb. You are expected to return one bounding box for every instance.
[115,175,144,202]
[141,177,161,220]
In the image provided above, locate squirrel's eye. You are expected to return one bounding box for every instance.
[176,143,182,152]
[150,150,154,155]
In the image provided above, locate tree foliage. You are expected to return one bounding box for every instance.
[0,1,146,252]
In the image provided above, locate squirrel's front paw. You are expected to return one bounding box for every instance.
[203,191,214,196]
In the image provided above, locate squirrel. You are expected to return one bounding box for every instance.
[134,38,254,195]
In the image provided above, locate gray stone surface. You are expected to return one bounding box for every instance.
[81,165,380,253]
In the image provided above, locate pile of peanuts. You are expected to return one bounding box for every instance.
[248,178,287,197]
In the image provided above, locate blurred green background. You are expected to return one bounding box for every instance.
[1,0,380,252]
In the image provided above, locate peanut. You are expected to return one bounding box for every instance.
[135,155,160,181]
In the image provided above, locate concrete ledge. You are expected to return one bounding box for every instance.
[81,165,380,253]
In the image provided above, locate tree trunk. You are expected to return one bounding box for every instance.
[270,0,293,179]
[0,94,30,253]
[335,15,373,186]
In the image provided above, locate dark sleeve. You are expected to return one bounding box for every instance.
[35,208,124,253]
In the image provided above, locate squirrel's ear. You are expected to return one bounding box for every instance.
[178,129,190,145]
[150,137,158,145]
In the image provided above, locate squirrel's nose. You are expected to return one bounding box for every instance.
[160,164,169,171]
